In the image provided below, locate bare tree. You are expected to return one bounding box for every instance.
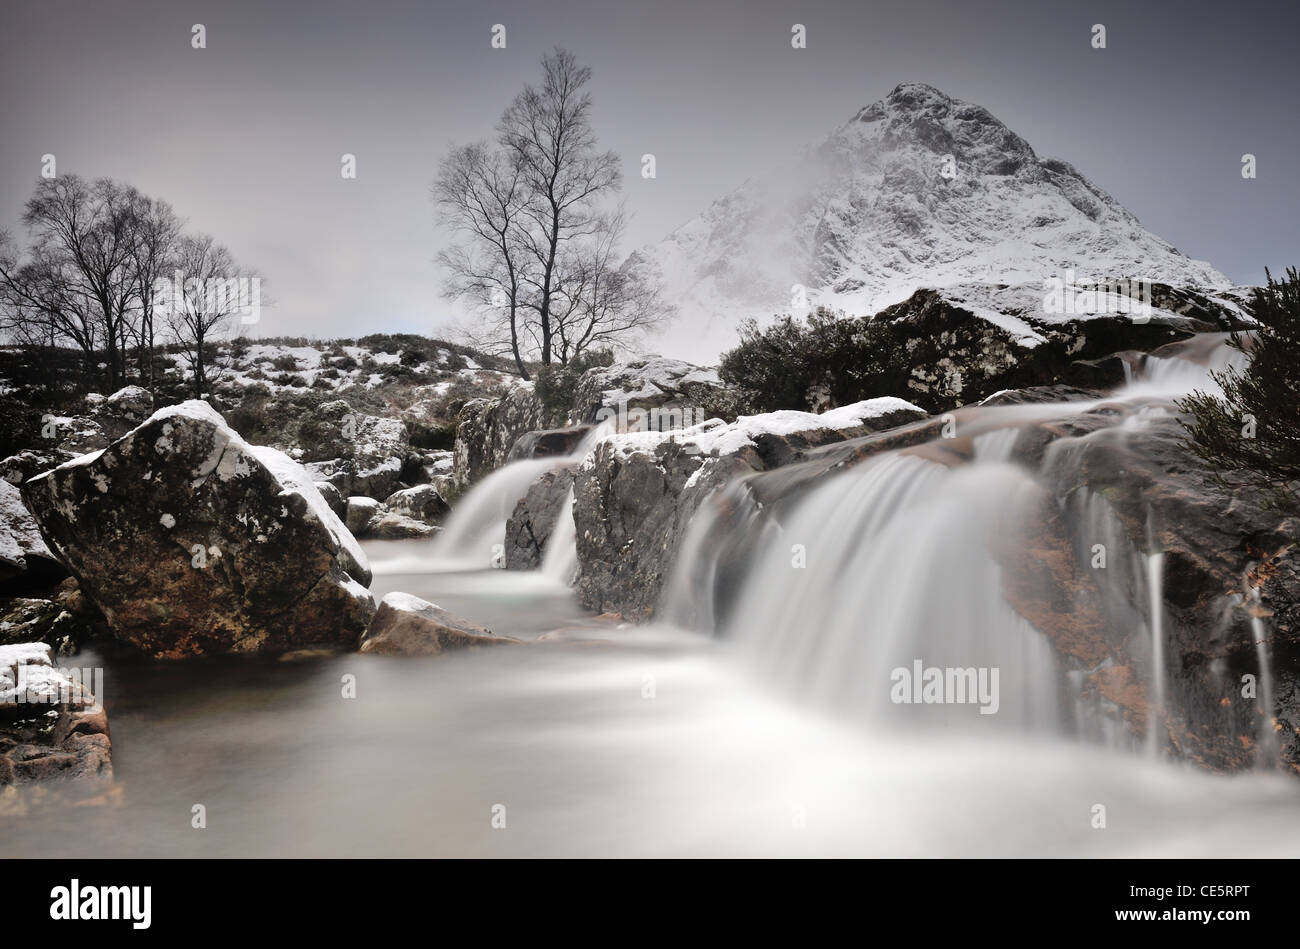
[434,143,532,377]
[552,210,669,363]
[18,176,141,390]
[163,234,241,399]
[435,49,667,373]
[126,194,182,389]
[499,48,622,367]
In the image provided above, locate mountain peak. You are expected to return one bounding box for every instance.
[635,83,1231,361]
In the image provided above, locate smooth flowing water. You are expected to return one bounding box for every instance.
[5,332,1296,857]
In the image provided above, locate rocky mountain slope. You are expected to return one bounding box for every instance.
[632,82,1234,361]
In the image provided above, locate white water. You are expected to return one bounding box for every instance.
[540,488,579,585]
[1249,589,1280,770]
[377,423,610,577]
[423,456,558,570]
[1145,548,1167,757]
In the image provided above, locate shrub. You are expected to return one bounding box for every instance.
[534,348,615,427]
[718,308,911,413]
[1180,266,1300,508]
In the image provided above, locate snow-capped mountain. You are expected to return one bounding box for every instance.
[634,82,1232,362]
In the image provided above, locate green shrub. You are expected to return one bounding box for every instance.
[534,348,615,427]
[718,308,911,413]
[1180,266,1300,508]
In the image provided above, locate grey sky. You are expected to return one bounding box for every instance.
[2,0,1296,349]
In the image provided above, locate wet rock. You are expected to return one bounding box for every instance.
[22,401,375,659]
[573,398,927,617]
[360,592,518,655]
[0,642,111,790]
[0,480,65,587]
[877,284,1248,412]
[505,467,576,570]
[507,426,595,463]
[451,385,543,494]
[345,496,382,534]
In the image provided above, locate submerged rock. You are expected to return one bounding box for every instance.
[22,401,375,659]
[360,592,518,656]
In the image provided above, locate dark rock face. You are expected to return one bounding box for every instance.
[572,399,928,617]
[1036,412,1300,772]
[877,285,1250,412]
[22,401,375,659]
[360,592,518,655]
[505,467,576,570]
[507,426,594,463]
[451,386,543,496]
[0,642,111,791]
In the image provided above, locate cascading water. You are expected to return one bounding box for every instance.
[1248,588,1279,770]
[540,488,579,585]
[426,456,559,569]
[658,333,1255,754]
[1144,539,1167,757]
[423,423,610,573]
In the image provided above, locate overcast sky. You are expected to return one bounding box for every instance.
[2,0,1296,348]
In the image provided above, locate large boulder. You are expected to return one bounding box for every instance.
[0,480,65,587]
[0,642,111,790]
[451,384,543,494]
[878,283,1251,412]
[573,398,927,617]
[570,357,730,427]
[21,401,375,659]
[360,592,518,655]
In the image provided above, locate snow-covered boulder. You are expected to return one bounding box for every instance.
[360,592,517,656]
[570,357,728,427]
[0,479,63,584]
[21,401,375,658]
[382,484,449,524]
[572,397,926,616]
[0,641,111,788]
[877,283,1250,411]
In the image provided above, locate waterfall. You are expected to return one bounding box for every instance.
[540,488,579,585]
[427,422,611,572]
[1248,589,1279,770]
[426,457,558,569]
[691,452,1066,732]
[1144,546,1167,757]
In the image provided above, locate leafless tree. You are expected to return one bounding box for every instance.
[435,49,668,374]
[126,194,182,389]
[434,143,533,377]
[163,234,242,399]
[3,176,142,390]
